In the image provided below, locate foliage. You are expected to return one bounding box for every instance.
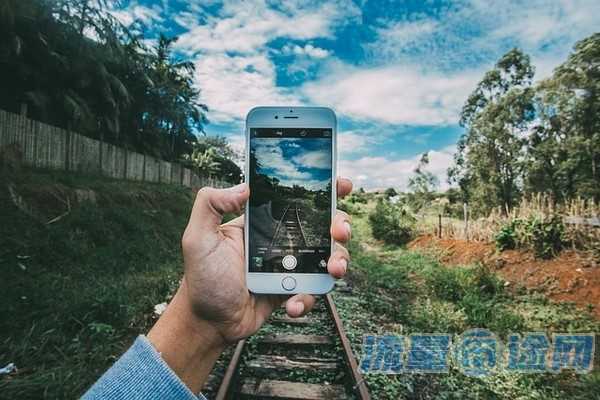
[495,222,518,251]
[337,208,600,400]
[0,0,207,160]
[181,136,242,184]
[450,34,600,215]
[368,199,416,245]
[495,215,566,258]
[526,33,600,202]
[407,152,439,210]
[384,187,397,198]
[449,48,535,215]
[0,170,192,398]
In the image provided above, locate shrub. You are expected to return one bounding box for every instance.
[368,199,416,245]
[495,222,517,251]
[528,215,565,259]
[495,215,565,259]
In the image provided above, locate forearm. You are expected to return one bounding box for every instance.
[147,281,227,394]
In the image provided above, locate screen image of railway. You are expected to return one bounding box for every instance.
[248,132,332,273]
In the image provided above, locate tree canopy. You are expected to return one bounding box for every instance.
[0,0,208,161]
[449,35,600,214]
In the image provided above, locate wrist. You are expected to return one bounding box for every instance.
[147,282,226,393]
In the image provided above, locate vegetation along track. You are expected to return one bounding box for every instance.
[212,283,370,400]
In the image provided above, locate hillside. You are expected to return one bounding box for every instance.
[0,170,193,399]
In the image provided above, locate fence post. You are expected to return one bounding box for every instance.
[438,214,442,239]
[463,202,469,241]
[20,103,27,117]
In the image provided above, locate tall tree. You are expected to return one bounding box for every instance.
[408,152,438,210]
[527,33,600,201]
[0,0,209,161]
[448,48,535,214]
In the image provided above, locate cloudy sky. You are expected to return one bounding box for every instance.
[110,0,600,191]
[253,138,332,191]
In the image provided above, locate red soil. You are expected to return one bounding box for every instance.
[409,235,600,319]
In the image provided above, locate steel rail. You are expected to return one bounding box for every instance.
[324,294,371,400]
[214,339,246,400]
[214,293,371,400]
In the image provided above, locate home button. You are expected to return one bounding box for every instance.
[281,276,296,291]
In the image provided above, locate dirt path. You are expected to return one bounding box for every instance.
[409,235,600,319]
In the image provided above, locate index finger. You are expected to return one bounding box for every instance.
[336,177,352,198]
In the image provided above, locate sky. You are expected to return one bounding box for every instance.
[252,138,332,191]
[109,0,600,191]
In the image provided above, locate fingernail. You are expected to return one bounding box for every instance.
[231,183,246,193]
[344,221,352,238]
[340,258,348,274]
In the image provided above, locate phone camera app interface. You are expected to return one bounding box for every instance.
[249,128,332,273]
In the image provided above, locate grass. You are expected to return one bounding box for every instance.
[0,169,193,399]
[334,199,600,400]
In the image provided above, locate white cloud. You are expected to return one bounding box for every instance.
[173,0,359,123]
[253,138,331,190]
[340,145,456,192]
[337,130,382,157]
[293,150,330,169]
[366,0,600,80]
[194,53,299,123]
[176,0,357,55]
[303,64,481,125]
[304,0,600,127]
[109,1,164,26]
[282,44,330,59]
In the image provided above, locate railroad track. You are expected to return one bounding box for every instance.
[212,288,370,400]
[268,202,307,254]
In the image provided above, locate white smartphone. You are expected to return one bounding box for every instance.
[245,106,337,294]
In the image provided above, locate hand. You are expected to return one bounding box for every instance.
[148,178,352,393]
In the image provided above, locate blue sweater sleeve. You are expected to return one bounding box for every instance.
[83,335,207,400]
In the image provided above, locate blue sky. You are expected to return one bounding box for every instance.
[110,0,600,190]
[253,138,331,190]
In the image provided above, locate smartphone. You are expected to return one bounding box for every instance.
[245,106,337,294]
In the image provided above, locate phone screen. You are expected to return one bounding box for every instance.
[248,127,332,274]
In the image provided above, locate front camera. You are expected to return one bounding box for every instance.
[274,115,279,119]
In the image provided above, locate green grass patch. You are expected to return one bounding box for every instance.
[334,208,600,400]
[0,170,193,399]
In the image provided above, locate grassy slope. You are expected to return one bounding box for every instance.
[0,170,193,399]
[334,201,600,400]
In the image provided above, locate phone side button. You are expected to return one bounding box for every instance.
[281,276,297,291]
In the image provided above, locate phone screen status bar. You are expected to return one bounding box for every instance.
[251,128,332,138]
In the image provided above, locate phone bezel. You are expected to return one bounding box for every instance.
[244,106,337,294]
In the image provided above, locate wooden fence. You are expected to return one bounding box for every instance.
[0,109,227,188]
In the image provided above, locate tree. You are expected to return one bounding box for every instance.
[384,187,398,198]
[448,48,535,214]
[184,147,220,179]
[408,152,438,210]
[183,136,242,184]
[526,33,600,201]
[0,0,209,161]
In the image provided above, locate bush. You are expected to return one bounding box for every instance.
[337,199,362,215]
[495,215,565,259]
[495,222,518,251]
[368,199,416,245]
